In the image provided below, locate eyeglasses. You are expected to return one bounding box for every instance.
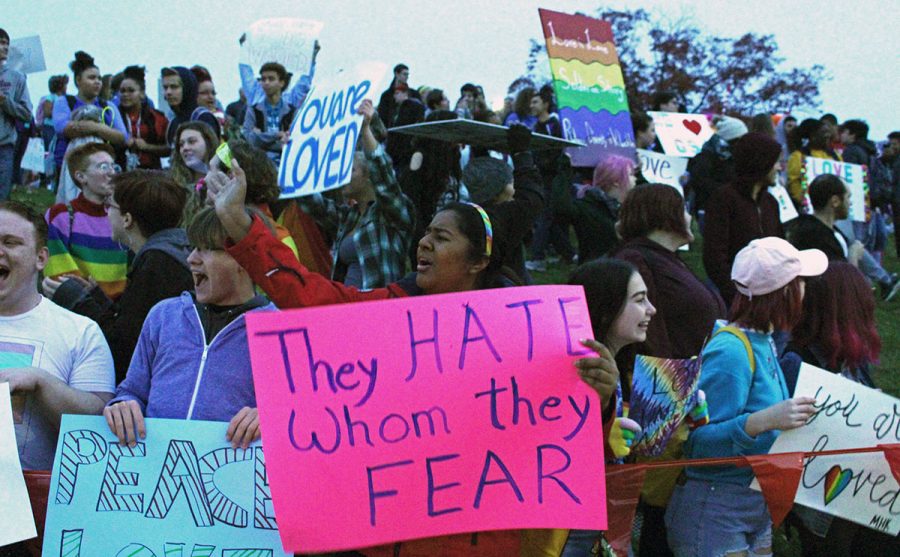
[93,162,122,174]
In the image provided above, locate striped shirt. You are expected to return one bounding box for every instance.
[45,194,129,299]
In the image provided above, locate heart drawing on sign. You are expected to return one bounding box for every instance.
[823,464,853,506]
[682,119,702,135]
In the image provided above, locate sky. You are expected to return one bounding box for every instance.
[3,0,897,139]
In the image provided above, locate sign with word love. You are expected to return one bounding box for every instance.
[245,286,607,553]
[42,416,289,556]
[539,9,635,167]
[754,364,900,535]
[803,157,868,222]
[278,62,387,197]
[647,111,714,158]
[637,149,687,193]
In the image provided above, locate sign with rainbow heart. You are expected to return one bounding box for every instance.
[647,111,715,158]
[753,364,900,535]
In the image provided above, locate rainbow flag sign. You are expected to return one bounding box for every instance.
[539,9,635,167]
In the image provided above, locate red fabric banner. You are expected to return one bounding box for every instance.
[746,452,805,527]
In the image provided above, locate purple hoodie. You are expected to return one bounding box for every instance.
[109,291,275,422]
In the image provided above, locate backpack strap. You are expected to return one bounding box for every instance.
[712,325,756,374]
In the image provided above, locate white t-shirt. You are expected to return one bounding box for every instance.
[0,297,114,470]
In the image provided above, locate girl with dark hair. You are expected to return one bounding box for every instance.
[779,261,898,556]
[666,237,826,557]
[117,65,170,170]
[504,86,537,129]
[170,121,220,225]
[52,51,129,185]
[786,118,841,205]
[552,258,656,555]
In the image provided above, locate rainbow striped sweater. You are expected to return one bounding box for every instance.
[45,194,129,299]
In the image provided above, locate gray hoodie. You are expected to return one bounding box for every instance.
[0,64,32,146]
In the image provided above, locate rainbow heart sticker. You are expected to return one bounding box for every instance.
[823,465,853,506]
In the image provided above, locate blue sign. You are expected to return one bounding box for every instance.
[42,415,289,556]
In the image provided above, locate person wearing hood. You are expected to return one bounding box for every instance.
[703,133,785,304]
[103,206,275,449]
[685,115,748,226]
[45,171,194,384]
[161,66,221,148]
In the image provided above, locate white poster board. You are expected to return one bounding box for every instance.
[0,383,37,546]
[277,62,387,198]
[637,149,686,194]
[753,364,900,535]
[804,157,868,222]
[7,35,46,74]
[240,18,322,84]
[769,183,799,223]
[647,111,714,158]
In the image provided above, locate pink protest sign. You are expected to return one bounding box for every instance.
[245,286,607,553]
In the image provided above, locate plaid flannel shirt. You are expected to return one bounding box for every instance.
[298,145,415,289]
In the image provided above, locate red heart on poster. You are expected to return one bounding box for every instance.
[683,120,702,135]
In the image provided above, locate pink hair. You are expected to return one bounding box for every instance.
[592,155,635,196]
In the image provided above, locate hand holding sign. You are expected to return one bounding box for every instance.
[745,396,817,437]
[574,338,619,409]
[103,400,146,447]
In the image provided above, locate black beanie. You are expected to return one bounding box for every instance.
[733,132,782,182]
[0,29,9,43]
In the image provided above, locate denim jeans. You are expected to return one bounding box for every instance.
[0,144,15,200]
[666,479,772,557]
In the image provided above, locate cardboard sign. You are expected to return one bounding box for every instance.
[245,286,607,553]
[7,35,46,74]
[0,383,37,546]
[539,9,635,167]
[647,111,714,158]
[240,18,322,84]
[803,157,868,222]
[629,356,701,457]
[636,149,687,193]
[754,364,900,535]
[277,62,387,198]
[42,416,289,556]
[390,119,582,151]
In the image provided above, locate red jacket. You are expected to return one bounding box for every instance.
[226,215,412,309]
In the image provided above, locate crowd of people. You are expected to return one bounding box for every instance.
[1,26,899,557]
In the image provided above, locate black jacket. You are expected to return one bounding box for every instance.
[53,228,194,384]
[786,214,848,261]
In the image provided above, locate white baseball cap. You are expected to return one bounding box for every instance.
[732,237,828,297]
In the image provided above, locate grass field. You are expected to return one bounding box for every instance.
[11,184,898,397]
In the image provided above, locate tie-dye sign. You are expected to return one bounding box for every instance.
[539,9,635,167]
[754,364,900,535]
[628,355,702,457]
